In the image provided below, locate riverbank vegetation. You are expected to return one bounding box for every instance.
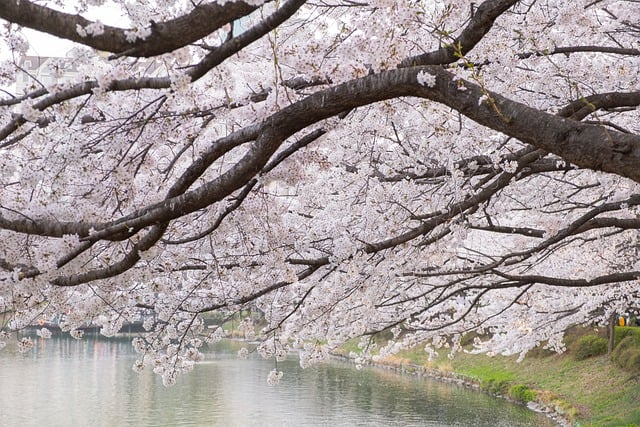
[216,312,640,425]
[339,326,640,427]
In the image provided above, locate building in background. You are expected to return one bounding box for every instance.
[16,55,80,93]
[15,54,166,94]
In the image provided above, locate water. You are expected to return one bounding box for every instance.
[0,336,556,427]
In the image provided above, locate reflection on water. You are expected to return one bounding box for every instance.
[0,336,556,427]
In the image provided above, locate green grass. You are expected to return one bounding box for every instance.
[230,323,640,426]
[615,326,640,347]
[352,327,640,427]
[509,384,537,402]
[448,355,516,383]
[456,351,639,426]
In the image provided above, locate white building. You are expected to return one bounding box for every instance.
[15,54,167,94]
[15,55,80,93]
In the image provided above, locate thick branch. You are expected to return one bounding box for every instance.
[494,270,640,287]
[51,224,168,287]
[575,217,640,233]
[0,0,264,57]
[6,66,640,242]
[364,148,543,252]
[470,217,640,238]
[470,224,546,238]
[399,0,518,67]
[518,45,640,59]
[189,0,306,81]
[162,128,326,245]
[558,91,640,121]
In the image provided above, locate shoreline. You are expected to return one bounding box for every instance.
[330,352,572,427]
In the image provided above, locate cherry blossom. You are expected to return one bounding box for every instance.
[0,0,638,385]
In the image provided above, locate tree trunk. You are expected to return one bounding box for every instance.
[608,312,616,356]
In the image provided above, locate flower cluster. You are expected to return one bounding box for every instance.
[76,21,104,37]
[416,70,437,88]
[17,337,33,353]
[266,368,283,386]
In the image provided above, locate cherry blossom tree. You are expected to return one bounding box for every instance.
[0,0,638,385]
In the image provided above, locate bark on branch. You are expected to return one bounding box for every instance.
[3,67,640,242]
[517,45,640,59]
[399,0,518,67]
[0,0,265,57]
[493,270,640,287]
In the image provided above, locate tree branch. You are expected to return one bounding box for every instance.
[517,45,640,59]
[0,0,265,57]
[493,270,640,287]
[558,91,640,121]
[5,67,640,244]
[399,0,518,67]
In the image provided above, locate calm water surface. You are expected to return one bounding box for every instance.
[0,336,556,427]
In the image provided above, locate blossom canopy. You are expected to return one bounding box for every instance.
[0,0,638,384]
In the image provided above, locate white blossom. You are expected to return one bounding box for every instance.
[76,24,88,38]
[266,368,283,386]
[77,21,105,37]
[416,70,436,88]
[17,337,33,353]
[0,0,637,388]
[124,27,152,42]
[132,359,145,373]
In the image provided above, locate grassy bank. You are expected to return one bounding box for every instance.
[445,350,638,426]
[340,327,640,427]
[215,313,640,425]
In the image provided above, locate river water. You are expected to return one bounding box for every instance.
[0,335,556,426]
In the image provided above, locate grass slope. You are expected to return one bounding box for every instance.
[351,327,640,426]
[447,351,640,426]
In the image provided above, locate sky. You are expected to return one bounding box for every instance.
[1,1,127,58]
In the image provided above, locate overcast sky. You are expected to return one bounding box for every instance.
[2,2,127,58]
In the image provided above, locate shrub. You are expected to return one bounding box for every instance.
[481,378,509,395]
[626,350,640,371]
[612,335,633,360]
[614,326,640,348]
[612,336,640,373]
[509,384,537,402]
[572,334,608,360]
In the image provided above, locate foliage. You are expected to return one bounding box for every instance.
[360,333,640,425]
[615,326,640,348]
[0,0,638,386]
[508,384,536,402]
[611,336,640,373]
[481,378,510,396]
[572,335,609,360]
[428,350,639,426]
